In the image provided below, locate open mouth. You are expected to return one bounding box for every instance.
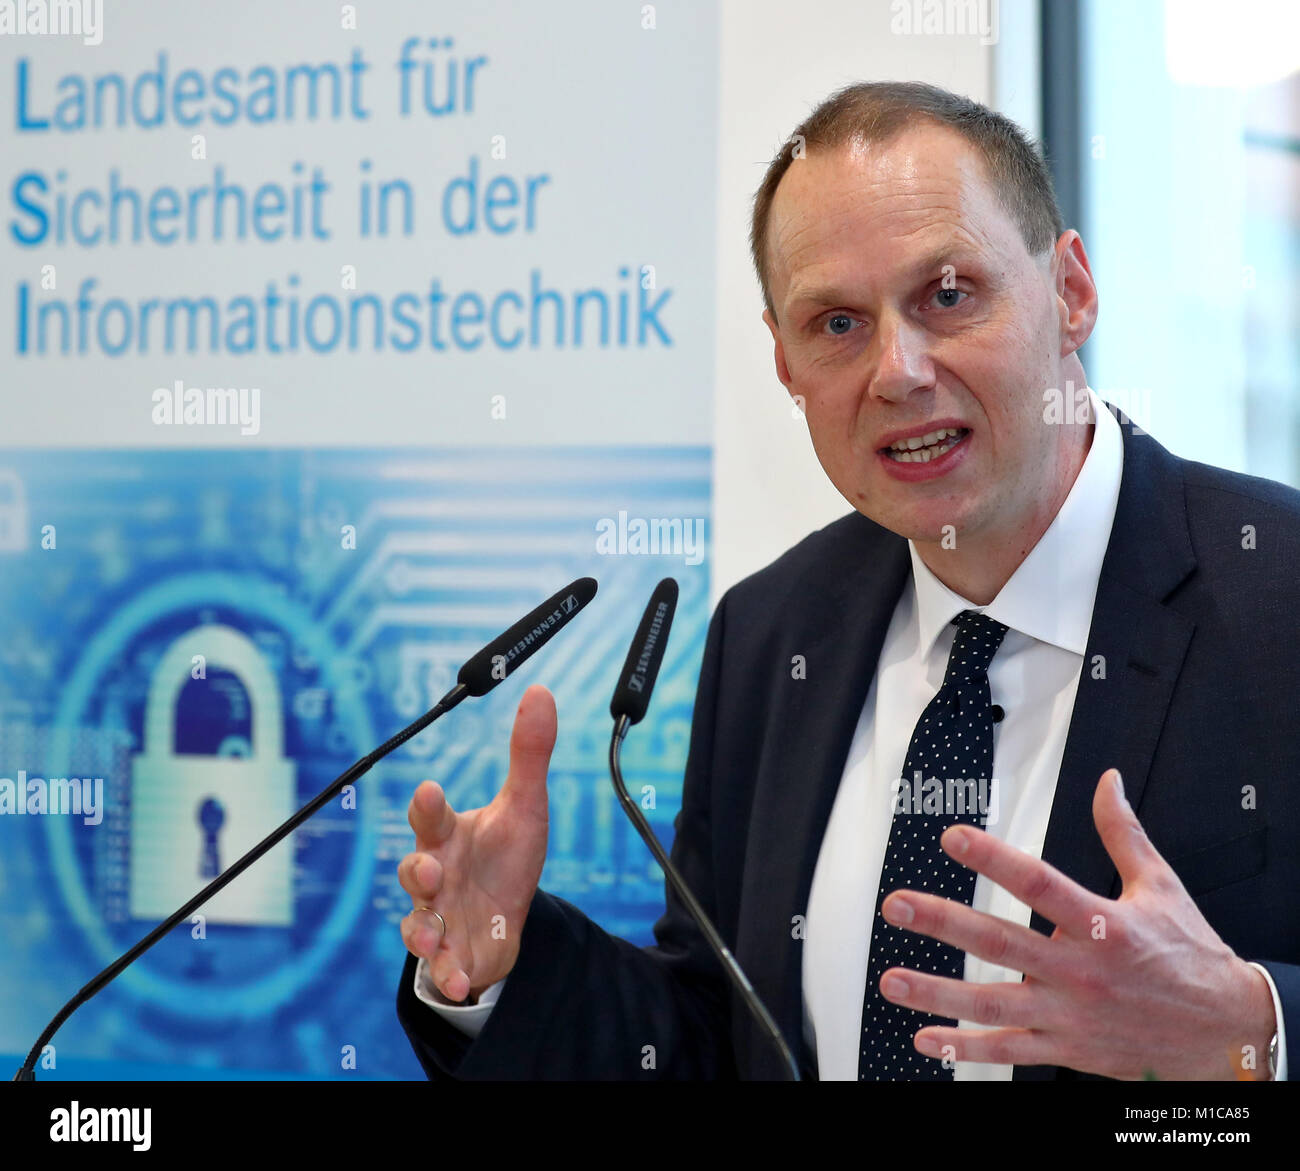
[880,427,970,464]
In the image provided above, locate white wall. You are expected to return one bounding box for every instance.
[712,0,997,603]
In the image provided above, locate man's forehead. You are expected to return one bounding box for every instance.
[774,124,992,215]
[766,130,1016,307]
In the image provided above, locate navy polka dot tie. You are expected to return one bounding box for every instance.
[858,609,1008,1081]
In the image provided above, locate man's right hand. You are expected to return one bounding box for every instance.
[398,683,557,1003]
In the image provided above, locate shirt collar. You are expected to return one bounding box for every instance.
[909,386,1124,657]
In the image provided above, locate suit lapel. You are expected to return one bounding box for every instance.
[1012,419,1197,1081]
[737,516,911,1079]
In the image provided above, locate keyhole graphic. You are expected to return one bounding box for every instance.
[197,796,226,879]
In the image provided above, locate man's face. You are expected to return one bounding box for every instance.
[762,122,1091,546]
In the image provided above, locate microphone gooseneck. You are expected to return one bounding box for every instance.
[13,577,598,1082]
[607,579,801,1081]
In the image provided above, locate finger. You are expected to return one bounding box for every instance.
[408,779,457,848]
[499,684,556,818]
[912,1024,1056,1069]
[428,944,472,1003]
[401,900,470,1001]
[400,909,445,962]
[880,889,1059,980]
[879,967,1043,1031]
[938,824,1102,937]
[397,851,443,904]
[1091,768,1166,888]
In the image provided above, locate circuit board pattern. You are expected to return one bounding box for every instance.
[0,447,710,1078]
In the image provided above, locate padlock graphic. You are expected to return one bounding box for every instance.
[0,469,29,552]
[129,625,294,926]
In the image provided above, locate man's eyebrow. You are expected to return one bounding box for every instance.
[784,245,984,313]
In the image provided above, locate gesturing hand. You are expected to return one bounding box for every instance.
[398,684,556,1003]
[877,768,1278,1079]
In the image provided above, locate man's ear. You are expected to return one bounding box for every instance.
[763,308,795,392]
[1052,230,1099,358]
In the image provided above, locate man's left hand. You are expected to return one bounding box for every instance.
[878,768,1277,1080]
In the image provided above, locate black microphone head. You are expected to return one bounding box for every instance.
[457,577,598,697]
[611,578,678,725]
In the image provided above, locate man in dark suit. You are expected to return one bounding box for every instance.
[393,81,1297,1080]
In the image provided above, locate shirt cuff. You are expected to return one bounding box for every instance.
[411,957,506,1041]
[1247,962,1287,1081]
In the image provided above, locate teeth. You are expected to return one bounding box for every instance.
[886,430,964,463]
[889,427,960,452]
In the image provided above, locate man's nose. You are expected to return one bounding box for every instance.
[869,311,936,403]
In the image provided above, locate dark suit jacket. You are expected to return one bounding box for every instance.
[398,416,1300,1080]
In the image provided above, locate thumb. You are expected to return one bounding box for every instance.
[498,684,557,818]
[1092,767,1165,889]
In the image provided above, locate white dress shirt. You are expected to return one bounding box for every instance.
[414,386,1287,1079]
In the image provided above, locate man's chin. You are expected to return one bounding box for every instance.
[855,502,975,544]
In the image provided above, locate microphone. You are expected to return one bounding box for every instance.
[608,579,801,1081]
[461,577,597,696]
[609,577,677,725]
[12,576,598,1082]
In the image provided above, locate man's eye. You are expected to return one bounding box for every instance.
[932,288,968,309]
[824,314,856,335]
